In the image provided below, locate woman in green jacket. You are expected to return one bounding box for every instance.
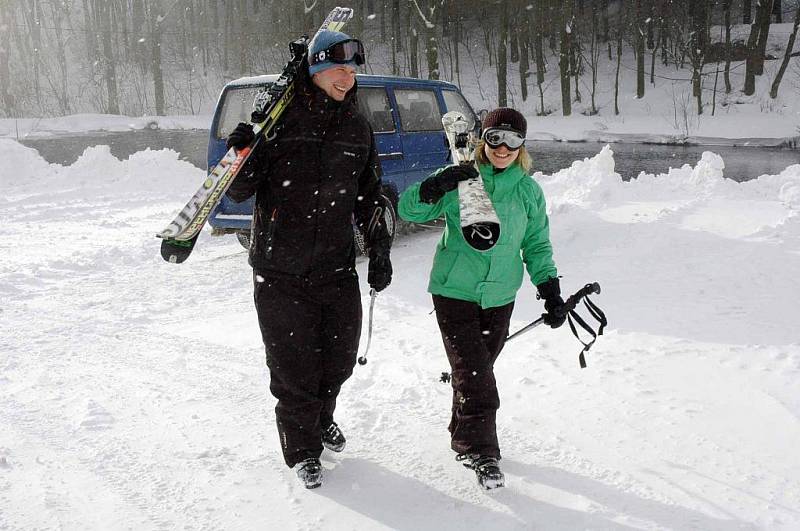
[398,107,568,490]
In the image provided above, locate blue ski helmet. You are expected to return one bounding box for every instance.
[308,30,362,76]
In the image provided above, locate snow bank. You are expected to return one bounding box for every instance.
[530,143,800,238]
[2,138,205,202]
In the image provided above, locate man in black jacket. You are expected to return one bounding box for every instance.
[225,30,392,489]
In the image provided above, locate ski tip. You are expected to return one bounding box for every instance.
[160,235,198,264]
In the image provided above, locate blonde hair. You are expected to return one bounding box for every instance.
[475,139,532,173]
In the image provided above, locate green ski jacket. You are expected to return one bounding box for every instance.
[398,162,557,309]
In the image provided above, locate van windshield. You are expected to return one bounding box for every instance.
[215,85,269,140]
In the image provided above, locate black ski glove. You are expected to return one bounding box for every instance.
[368,248,392,292]
[537,277,567,329]
[226,122,255,150]
[419,165,478,204]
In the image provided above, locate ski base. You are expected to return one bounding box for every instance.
[160,235,199,264]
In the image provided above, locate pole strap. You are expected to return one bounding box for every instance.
[566,296,607,368]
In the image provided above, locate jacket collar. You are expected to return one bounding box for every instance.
[300,74,359,117]
[478,162,528,191]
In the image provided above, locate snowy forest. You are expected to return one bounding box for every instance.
[1,0,799,119]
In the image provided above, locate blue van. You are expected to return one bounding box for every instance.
[207,74,480,246]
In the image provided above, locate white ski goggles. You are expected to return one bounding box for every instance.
[482,128,525,150]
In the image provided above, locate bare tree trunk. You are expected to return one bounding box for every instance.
[744,0,775,95]
[614,5,623,115]
[743,0,752,24]
[773,0,782,23]
[497,0,508,106]
[95,0,120,114]
[769,2,799,98]
[381,0,387,41]
[635,0,645,98]
[392,0,401,75]
[689,0,708,114]
[453,3,461,86]
[394,0,403,51]
[422,0,439,79]
[352,0,364,39]
[150,0,166,115]
[535,0,546,114]
[559,1,572,116]
[510,4,519,64]
[0,7,15,116]
[408,1,419,78]
[754,0,775,76]
[238,0,250,76]
[650,16,661,85]
[571,4,582,104]
[519,2,530,102]
[589,0,600,114]
[723,0,732,93]
[23,0,43,105]
[82,0,99,65]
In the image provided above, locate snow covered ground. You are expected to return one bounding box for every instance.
[1,138,799,530]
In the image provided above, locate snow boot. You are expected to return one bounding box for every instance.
[322,421,346,453]
[457,454,505,490]
[295,458,323,489]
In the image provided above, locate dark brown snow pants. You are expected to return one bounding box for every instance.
[432,295,514,459]
[254,272,361,468]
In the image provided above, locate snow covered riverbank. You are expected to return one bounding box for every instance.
[1,139,799,529]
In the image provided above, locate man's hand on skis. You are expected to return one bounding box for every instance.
[537,277,567,329]
[227,122,256,150]
[419,165,478,204]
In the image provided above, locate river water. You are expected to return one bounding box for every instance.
[18,130,799,183]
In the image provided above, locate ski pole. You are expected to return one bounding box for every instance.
[506,282,602,342]
[357,288,377,365]
[438,282,604,383]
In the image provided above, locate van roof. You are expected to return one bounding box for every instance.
[224,73,459,90]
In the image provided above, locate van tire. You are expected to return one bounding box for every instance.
[236,231,251,250]
[354,184,398,256]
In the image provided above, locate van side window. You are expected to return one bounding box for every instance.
[357,87,395,133]
[395,89,442,132]
[442,90,477,130]
[215,85,267,140]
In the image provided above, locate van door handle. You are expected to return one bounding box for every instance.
[379,152,403,160]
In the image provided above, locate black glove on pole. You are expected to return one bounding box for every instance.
[368,248,392,292]
[226,122,256,150]
[536,277,568,329]
[418,165,479,204]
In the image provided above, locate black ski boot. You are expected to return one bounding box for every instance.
[457,454,505,490]
[295,458,323,489]
[322,421,346,452]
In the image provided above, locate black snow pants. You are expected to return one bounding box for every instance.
[432,295,515,459]
[254,272,361,468]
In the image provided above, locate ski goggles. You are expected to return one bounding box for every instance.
[482,128,526,150]
[309,39,365,67]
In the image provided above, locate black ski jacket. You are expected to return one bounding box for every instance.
[227,73,388,283]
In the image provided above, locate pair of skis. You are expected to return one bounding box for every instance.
[156,7,354,264]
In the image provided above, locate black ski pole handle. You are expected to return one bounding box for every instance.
[506,282,601,342]
[561,282,601,315]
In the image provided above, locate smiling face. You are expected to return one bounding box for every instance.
[484,143,520,169]
[311,65,357,101]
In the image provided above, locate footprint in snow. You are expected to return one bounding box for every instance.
[79,400,115,430]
